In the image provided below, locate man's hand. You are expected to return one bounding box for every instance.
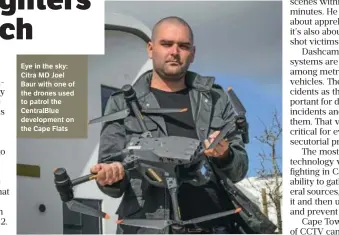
[203,131,230,159]
[90,162,125,186]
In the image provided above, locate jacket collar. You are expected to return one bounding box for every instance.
[132,69,215,98]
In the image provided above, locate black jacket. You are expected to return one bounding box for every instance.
[97,70,276,234]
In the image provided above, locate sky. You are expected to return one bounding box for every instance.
[105,1,283,178]
[214,74,282,177]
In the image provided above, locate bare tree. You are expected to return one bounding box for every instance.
[247,110,282,233]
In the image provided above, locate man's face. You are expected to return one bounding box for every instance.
[147,22,195,80]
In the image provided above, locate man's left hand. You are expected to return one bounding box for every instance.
[203,131,230,159]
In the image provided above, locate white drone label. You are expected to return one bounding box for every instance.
[127,146,142,150]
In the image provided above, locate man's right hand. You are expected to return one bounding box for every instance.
[90,162,125,186]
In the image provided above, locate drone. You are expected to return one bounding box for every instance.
[53,84,249,231]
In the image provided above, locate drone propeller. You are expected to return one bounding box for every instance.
[88,108,188,125]
[66,200,110,219]
[117,219,170,230]
[207,86,248,150]
[116,208,242,230]
[142,108,188,114]
[88,109,130,125]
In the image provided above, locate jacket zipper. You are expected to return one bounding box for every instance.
[195,92,202,136]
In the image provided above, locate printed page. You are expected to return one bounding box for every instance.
[0,1,286,234]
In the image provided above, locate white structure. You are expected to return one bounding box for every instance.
[240,176,282,230]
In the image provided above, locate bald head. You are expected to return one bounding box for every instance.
[147,16,196,84]
[151,16,194,43]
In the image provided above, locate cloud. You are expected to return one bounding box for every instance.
[105,1,282,85]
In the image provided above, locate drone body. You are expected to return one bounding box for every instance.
[53,84,252,231]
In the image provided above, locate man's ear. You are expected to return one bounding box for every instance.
[147,41,153,59]
[190,46,196,63]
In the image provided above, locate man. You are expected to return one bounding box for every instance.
[91,16,249,234]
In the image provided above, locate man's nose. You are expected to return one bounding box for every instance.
[169,44,180,55]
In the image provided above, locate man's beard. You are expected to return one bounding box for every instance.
[154,62,189,82]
